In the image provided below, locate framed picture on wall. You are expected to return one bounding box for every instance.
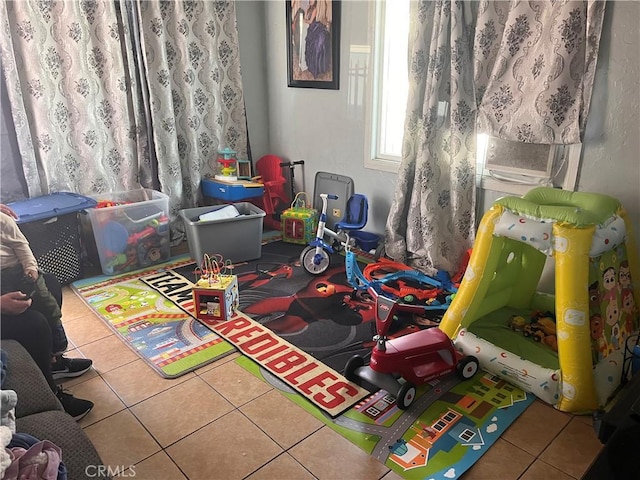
[286,0,340,90]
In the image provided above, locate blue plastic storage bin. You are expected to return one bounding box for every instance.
[7,192,97,285]
[201,178,264,202]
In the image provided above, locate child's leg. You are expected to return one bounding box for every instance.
[30,273,68,355]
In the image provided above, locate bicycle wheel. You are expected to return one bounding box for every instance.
[300,246,331,275]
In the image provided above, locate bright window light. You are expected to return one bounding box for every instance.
[378,0,409,158]
[364,0,410,171]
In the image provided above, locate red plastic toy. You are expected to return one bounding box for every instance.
[252,155,290,231]
[345,287,479,410]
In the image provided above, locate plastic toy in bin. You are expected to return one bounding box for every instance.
[191,254,239,325]
[101,211,170,275]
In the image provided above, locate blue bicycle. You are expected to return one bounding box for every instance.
[300,193,368,275]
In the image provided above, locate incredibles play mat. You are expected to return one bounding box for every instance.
[139,241,376,416]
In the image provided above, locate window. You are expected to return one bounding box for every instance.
[459,429,476,442]
[442,411,458,423]
[366,406,381,417]
[364,2,583,194]
[432,420,447,431]
[364,0,410,172]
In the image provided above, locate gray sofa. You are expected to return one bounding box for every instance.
[2,339,108,479]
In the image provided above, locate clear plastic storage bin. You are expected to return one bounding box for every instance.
[87,189,170,275]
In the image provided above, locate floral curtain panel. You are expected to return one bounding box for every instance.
[0,0,149,197]
[475,0,605,144]
[134,0,249,239]
[0,0,248,242]
[385,0,477,276]
[386,0,605,275]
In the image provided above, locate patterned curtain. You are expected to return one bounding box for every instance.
[0,0,150,196]
[475,1,605,144]
[385,0,605,275]
[134,0,248,240]
[385,0,477,276]
[0,0,248,241]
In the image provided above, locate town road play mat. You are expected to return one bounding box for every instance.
[238,355,534,480]
[71,256,235,378]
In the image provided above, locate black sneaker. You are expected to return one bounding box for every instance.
[51,354,93,380]
[56,388,94,421]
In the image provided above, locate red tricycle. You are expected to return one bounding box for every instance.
[344,287,479,409]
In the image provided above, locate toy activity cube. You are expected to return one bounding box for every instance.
[281,192,318,245]
[192,275,239,325]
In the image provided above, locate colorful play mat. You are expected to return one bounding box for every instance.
[238,355,533,479]
[71,256,235,378]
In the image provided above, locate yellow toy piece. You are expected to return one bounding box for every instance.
[440,187,640,413]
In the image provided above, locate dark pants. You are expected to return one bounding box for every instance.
[1,266,67,355]
[0,273,63,392]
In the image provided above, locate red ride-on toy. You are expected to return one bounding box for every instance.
[345,287,479,410]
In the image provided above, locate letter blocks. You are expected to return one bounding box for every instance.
[192,275,239,325]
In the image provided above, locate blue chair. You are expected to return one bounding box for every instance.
[335,194,368,232]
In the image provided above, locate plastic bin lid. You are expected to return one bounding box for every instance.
[8,192,98,224]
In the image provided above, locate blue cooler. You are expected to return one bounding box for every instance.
[8,192,97,285]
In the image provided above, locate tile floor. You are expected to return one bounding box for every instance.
[58,266,604,480]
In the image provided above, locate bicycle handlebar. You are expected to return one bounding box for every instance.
[320,193,339,200]
[280,160,305,167]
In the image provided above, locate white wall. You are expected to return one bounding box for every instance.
[579,1,640,237]
[260,0,394,235]
[235,0,270,165]
[237,0,640,241]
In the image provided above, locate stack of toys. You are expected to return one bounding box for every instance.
[92,197,170,275]
[508,311,558,352]
[214,147,238,182]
